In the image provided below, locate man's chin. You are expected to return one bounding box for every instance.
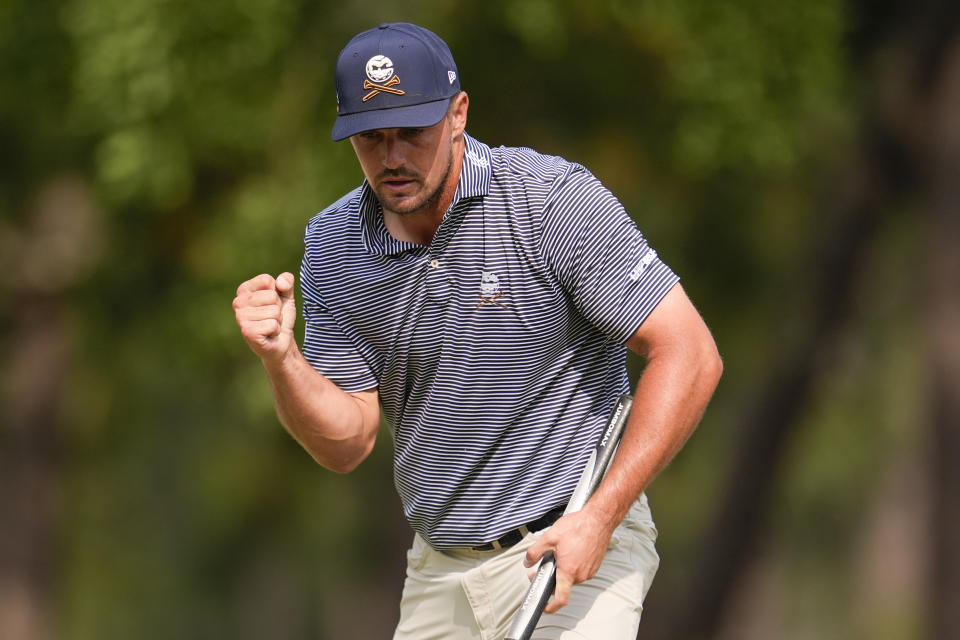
[381,197,422,215]
[376,189,429,215]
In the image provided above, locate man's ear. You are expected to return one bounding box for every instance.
[448,91,469,138]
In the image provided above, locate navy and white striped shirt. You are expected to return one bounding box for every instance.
[300,133,678,548]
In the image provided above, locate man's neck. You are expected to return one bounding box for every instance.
[382,206,446,247]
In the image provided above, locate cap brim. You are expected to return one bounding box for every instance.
[331,98,452,141]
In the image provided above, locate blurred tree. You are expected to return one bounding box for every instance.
[639,2,960,639]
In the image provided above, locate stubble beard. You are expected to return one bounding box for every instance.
[377,143,454,217]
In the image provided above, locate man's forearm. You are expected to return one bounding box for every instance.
[262,342,380,473]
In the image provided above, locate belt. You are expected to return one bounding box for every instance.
[471,504,567,551]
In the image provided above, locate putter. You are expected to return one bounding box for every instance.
[503,394,634,640]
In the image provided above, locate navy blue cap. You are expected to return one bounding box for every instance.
[332,23,461,141]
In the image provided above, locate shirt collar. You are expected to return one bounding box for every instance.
[359,132,492,256]
[456,132,492,200]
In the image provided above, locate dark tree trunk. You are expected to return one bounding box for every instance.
[0,297,64,640]
[924,31,960,640]
[0,176,100,639]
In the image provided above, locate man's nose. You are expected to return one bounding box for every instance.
[382,136,405,169]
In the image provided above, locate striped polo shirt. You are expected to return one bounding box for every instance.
[300,133,678,548]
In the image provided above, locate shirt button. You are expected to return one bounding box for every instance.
[429,259,439,268]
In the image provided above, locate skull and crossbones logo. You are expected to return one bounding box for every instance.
[363,55,405,102]
[478,272,507,308]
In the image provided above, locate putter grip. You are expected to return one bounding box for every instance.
[503,553,557,640]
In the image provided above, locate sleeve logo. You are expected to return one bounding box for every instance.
[629,248,658,281]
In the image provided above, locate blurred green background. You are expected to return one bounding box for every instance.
[2,1,958,638]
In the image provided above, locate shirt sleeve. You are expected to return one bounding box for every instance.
[299,245,379,393]
[539,164,680,343]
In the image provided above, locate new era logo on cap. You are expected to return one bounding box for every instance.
[332,23,461,141]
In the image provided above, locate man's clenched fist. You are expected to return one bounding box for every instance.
[233,272,297,364]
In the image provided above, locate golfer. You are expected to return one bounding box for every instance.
[233,22,722,639]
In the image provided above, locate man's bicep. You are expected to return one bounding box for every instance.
[539,169,680,341]
[625,284,713,359]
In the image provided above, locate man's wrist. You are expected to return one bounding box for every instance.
[581,496,625,539]
[261,338,303,378]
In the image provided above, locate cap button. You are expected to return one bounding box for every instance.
[378,23,390,29]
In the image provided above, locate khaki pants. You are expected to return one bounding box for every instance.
[393,496,660,640]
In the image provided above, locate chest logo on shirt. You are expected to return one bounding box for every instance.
[363,55,405,102]
[478,271,508,308]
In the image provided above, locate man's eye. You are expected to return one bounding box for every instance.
[402,128,425,138]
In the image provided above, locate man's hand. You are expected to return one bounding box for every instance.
[231,271,380,472]
[233,272,297,364]
[522,507,615,614]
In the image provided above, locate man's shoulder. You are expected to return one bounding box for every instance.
[306,185,364,235]
[490,143,586,188]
